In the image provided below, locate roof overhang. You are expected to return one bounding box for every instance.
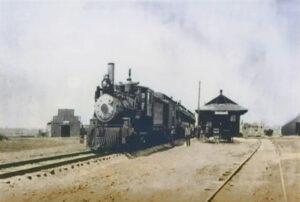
[196,103,248,115]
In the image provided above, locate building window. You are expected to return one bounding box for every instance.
[230,115,236,122]
[207,121,212,127]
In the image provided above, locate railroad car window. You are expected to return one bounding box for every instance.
[149,92,153,104]
[230,115,236,122]
[147,92,150,103]
[146,91,153,116]
[142,93,146,99]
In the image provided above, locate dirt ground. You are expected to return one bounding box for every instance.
[1,137,299,202]
[0,138,259,202]
[272,136,300,202]
[0,137,87,164]
[213,136,300,202]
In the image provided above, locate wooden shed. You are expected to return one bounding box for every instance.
[47,109,81,137]
[281,115,300,136]
[196,90,247,141]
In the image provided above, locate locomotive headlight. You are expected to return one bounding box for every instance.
[94,94,121,122]
[102,80,108,88]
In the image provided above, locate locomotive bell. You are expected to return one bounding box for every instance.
[94,94,121,122]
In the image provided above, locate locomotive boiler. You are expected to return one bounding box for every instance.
[87,63,195,150]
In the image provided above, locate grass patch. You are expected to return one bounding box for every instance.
[0,137,79,152]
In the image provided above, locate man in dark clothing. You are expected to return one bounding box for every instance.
[196,125,201,139]
[170,126,176,146]
[80,125,86,144]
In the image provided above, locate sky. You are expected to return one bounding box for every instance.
[0,0,300,128]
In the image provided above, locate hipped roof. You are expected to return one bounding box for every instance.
[197,90,248,114]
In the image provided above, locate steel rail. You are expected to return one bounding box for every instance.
[0,153,104,179]
[272,138,288,202]
[206,139,262,202]
[0,151,93,169]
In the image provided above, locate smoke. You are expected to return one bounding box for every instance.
[0,1,299,128]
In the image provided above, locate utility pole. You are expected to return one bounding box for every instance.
[197,80,201,127]
[197,80,201,112]
[196,80,201,139]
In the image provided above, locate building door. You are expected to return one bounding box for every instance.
[296,122,300,135]
[220,115,231,140]
[61,125,70,137]
[214,114,230,136]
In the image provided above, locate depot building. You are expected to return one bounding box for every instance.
[196,90,248,141]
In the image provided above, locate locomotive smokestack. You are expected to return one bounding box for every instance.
[127,68,132,82]
[107,63,115,85]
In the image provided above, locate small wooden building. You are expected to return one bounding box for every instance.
[47,109,81,137]
[196,90,247,141]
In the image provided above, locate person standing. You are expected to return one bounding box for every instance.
[80,125,86,144]
[185,125,191,147]
[196,125,201,139]
[191,125,195,137]
[170,125,176,146]
[122,120,129,144]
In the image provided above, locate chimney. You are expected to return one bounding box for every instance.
[107,63,115,85]
[220,89,223,95]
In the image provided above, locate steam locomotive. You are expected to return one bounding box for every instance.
[87,63,195,150]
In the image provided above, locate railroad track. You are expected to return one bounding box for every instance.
[0,142,171,180]
[0,151,106,179]
[271,138,288,202]
[206,139,262,202]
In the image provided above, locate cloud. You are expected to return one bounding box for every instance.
[0,1,299,128]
